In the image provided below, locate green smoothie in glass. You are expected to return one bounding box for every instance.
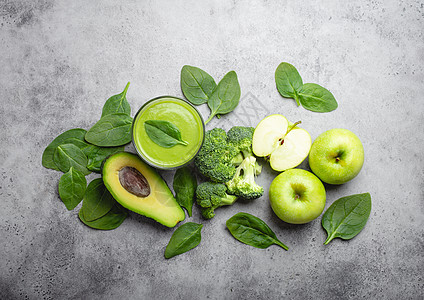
[132,96,205,169]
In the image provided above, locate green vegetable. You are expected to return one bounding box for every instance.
[196,182,237,219]
[58,167,87,210]
[226,212,289,250]
[81,178,116,221]
[85,145,124,172]
[53,144,91,175]
[173,166,197,217]
[85,113,133,147]
[298,83,338,112]
[101,82,131,117]
[275,62,303,103]
[275,62,338,112]
[194,126,263,200]
[164,222,203,259]
[205,71,240,124]
[79,204,127,230]
[42,128,88,170]
[181,65,216,105]
[322,193,372,245]
[144,120,188,148]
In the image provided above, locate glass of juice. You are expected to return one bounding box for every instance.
[132,96,205,169]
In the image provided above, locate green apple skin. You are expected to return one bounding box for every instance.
[269,169,326,224]
[309,129,364,185]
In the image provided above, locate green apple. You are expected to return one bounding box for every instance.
[309,128,364,185]
[269,169,326,224]
[252,114,311,172]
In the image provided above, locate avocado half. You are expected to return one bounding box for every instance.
[102,152,185,227]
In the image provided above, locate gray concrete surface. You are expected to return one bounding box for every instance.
[1,1,423,299]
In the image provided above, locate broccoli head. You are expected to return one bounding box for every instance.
[196,182,238,219]
[194,128,239,183]
[226,156,264,200]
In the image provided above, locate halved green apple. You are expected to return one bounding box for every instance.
[252,114,311,172]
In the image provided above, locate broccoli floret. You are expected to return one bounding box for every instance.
[226,156,264,200]
[194,128,239,183]
[196,182,238,219]
[227,126,262,175]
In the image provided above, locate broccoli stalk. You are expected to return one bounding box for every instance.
[196,182,238,219]
[226,156,264,200]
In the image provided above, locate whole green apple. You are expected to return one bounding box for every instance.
[269,169,326,224]
[309,128,364,185]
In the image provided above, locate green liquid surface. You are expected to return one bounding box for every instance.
[133,97,204,168]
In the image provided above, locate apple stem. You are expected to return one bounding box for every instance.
[286,121,302,135]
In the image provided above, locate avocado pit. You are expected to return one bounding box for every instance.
[119,166,150,197]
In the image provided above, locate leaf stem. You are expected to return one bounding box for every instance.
[274,239,289,251]
[123,82,130,97]
[324,234,335,245]
[205,113,215,125]
[294,94,300,106]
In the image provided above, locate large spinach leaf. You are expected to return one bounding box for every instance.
[173,166,197,217]
[58,167,87,210]
[85,113,133,147]
[275,62,303,104]
[165,222,202,259]
[181,65,216,105]
[226,212,288,250]
[322,193,372,245]
[53,144,91,175]
[298,83,338,112]
[42,128,88,170]
[101,82,131,117]
[144,120,188,148]
[206,71,240,124]
[81,178,116,221]
[79,204,127,230]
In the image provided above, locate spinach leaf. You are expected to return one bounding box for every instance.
[206,71,240,124]
[86,145,124,172]
[173,167,197,217]
[275,62,303,105]
[85,113,133,147]
[165,222,202,259]
[181,65,216,105]
[101,82,131,117]
[298,83,338,112]
[144,120,188,148]
[53,144,91,175]
[79,203,127,230]
[42,128,88,170]
[322,193,372,245]
[226,212,288,250]
[81,178,116,221]
[58,167,87,210]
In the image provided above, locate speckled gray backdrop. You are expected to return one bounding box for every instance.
[1,1,423,299]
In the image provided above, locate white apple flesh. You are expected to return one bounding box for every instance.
[269,169,326,224]
[252,114,311,172]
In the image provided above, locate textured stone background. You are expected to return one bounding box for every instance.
[1,1,423,299]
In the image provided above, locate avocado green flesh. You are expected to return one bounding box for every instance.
[102,152,185,227]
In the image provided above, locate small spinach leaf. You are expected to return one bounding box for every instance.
[81,178,116,221]
[86,145,124,172]
[275,62,303,104]
[165,222,202,259]
[101,82,131,117]
[181,65,216,105]
[226,212,288,250]
[58,167,87,210]
[322,193,372,245]
[206,71,240,124]
[79,204,127,230]
[298,83,338,112]
[85,113,133,147]
[42,128,87,170]
[144,120,188,148]
[173,167,197,217]
[53,144,91,175]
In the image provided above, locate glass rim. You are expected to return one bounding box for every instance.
[131,95,205,170]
